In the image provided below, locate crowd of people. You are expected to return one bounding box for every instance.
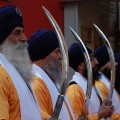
[0,5,120,120]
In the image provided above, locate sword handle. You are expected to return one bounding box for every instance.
[52,95,64,119]
[105,100,112,106]
[78,114,88,120]
[49,117,60,120]
[78,98,89,120]
[105,98,112,120]
[107,85,114,101]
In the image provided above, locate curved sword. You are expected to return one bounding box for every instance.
[42,6,69,119]
[69,27,93,119]
[93,23,115,105]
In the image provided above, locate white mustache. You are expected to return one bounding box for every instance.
[15,41,28,49]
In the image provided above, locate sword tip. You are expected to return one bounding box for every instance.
[93,23,97,28]
[42,6,47,12]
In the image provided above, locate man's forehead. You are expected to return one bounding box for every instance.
[51,47,61,54]
[54,47,60,51]
[12,27,23,32]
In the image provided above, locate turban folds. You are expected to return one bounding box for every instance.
[68,43,92,71]
[0,5,23,44]
[28,29,59,61]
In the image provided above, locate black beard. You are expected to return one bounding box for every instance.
[92,68,101,81]
[84,67,100,81]
[83,67,87,78]
[102,68,111,80]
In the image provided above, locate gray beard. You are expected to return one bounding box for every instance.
[43,56,62,91]
[1,40,32,83]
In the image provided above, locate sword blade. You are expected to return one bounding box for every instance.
[93,23,115,102]
[69,27,93,117]
[69,27,93,100]
[42,6,69,119]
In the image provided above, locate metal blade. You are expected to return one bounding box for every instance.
[69,27,93,120]
[93,23,115,102]
[42,6,69,119]
[69,26,93,100]
[69,27,93,119]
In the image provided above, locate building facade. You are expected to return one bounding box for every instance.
[0,0,64,38]
[61,0,120,52]
[0,0,120,52]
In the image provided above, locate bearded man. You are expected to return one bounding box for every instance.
[0,5,42,120]
[66,43,114,120]
[94,45,120,119]
[28,29,75,120]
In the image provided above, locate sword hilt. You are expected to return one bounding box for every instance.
[78,114,88,120]
[78,98,89,120]
[49,117,60,120]
[52,95,64,119]
[105,100,112,106]
[104,99,112,120]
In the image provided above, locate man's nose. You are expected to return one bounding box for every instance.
[94,58,99,65]
[20,33,27,42]
[58,52,62,59]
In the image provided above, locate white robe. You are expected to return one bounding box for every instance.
[0,53,42,120]
[32,63,76,120]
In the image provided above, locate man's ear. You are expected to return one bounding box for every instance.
[78,62,84,70]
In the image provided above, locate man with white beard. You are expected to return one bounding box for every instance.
[28,29,75,120]
[0,5,43,120]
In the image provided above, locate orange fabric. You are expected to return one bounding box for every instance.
[88,114,99,120]
[66,84,99,120]
[95,80,108,100]
[32,76,73,120]
[95,80,120,120]
[41,110,51,120]
[111,113,120,120]
[0,65,21,120]
[95,80,120,101]
[32,77,53,118]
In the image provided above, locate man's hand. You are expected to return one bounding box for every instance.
[48,117,60,120]
[98,99,114,119]
[77,115,88,120]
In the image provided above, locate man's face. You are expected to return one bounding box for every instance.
[0,27,32,83]
[47,48,62,65]
[43,47,62,89]
[100,62,111,72]
[7,27,27,44]
[100,62,111,80]
[84,54,99,80]
[90,54,100,80]
[100,61,117,80]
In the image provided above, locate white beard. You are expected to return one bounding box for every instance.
[1,40,32,83]
[43,55,62,91]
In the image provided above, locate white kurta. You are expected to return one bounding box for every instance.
[0,53,42,120]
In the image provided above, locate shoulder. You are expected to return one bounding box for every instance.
[31,76,50,94]
[32,76,47,88]
[0,64,9,77]
[66,82,84,97]
[0,64,14,88]
[67,82,82,91]
[0,64,18,100]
